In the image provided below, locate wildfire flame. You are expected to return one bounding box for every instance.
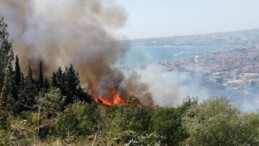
[92,88,141,106]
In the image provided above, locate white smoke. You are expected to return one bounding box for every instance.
[122,64,209,107]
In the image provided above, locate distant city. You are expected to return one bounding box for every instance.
[128,29,259,106]
[131,28,259,47]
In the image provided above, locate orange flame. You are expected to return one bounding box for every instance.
[92,88,141,106]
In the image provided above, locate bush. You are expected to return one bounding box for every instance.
[182,97,259,145]
[151,98,197,145]
[97,105,154,145]
[50,102,100,139]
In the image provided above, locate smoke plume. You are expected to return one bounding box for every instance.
[0,0,154,105]
[128,64,258,111]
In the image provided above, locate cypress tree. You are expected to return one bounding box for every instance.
[14,55,22,86]
[51,73,57,87]
[39,61,44,88]
[27,66,33,83]
[56,67,65,94]
[52,66,93,105]
[44,79,50,92]
[64,65,80,105]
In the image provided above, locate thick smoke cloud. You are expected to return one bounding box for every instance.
[0,0,154,105]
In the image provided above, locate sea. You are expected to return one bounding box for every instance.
[118,45,238,67]
[117,45,258,111]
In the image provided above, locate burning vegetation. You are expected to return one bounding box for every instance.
[0,1,259,146]
[92,88,141,106]
[0,0,155,107]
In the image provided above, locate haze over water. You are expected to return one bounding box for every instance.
[119,45,237,67]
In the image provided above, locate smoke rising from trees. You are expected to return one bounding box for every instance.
[0,0,155,105]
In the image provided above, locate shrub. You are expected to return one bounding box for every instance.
[50,102,100,139]
[182,97,259,145]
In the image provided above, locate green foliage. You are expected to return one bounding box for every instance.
[151,98,197,145]
[152,108,187,144]
[0,63,15,113]
[234,113,259,145]
[97,105,122,144]
[43,79,50,92]
[118,106,153,133]
[38,88,65,112]
[0,18,16,117]
[0,110,11,145]
[0,110,10,130]
[15,66,38,112]
[14,56,22,87]
[51,72,57,87]
[182,97,259,145]
[97,105,155,145]
[38,61,44,89]
[0,19,258,145]
[51,102,100,139]
[51,65,93,105]
[0,17,14,93]
[117,130,162,146]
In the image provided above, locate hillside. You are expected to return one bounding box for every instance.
[131,28,259,47]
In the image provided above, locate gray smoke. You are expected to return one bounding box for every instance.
[0,0,154,105]
[127,64,259,111]
[123,65,209,107]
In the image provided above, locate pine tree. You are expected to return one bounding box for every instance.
[39,61,44,89]
[0,17,14,93]
[14,55,22,86]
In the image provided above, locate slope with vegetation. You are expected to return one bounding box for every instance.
[0,18,259,145]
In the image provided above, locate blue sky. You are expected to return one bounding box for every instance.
[114,0,259,39]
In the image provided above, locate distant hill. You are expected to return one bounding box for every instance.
[131,29,259,47]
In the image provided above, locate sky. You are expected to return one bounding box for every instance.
[114,0,259,39]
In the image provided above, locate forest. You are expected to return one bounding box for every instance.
[0,18,259,146]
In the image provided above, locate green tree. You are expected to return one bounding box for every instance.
[51,102,100,139]
[150,98,196,145]
[76,85,93,104]
[27,66,34,83]
[52,65,92,105]
[99,105,154,145]
[44,79,50,92]
[117,106,155,145]
[16,66,37,112]
[152,108,187,144]
[51,73,57,87]
[38,61,44,89]
[14,55,22,87]
[0,18,14,93]
[182,97,259,145]
[55,67,64,91]
[64,65,80,104]
[36,88,65,138]
[0,63,15,113]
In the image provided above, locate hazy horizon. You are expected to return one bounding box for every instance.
[115,0,259,39]
[129,28,259,40]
